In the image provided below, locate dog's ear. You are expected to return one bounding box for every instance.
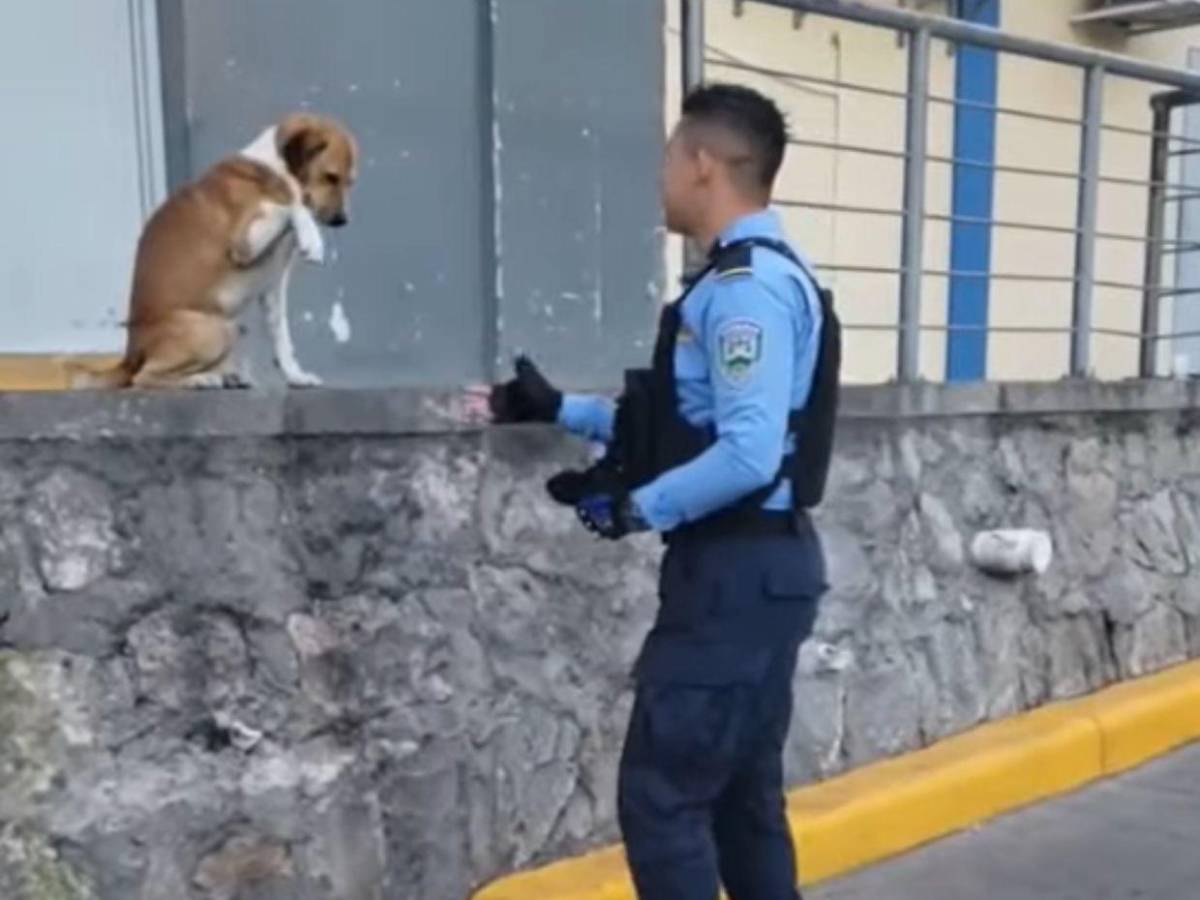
[277,116,329,175]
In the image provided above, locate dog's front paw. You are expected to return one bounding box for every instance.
[285,369,323,388]
[229,242,255,268]
[293,216,325,265]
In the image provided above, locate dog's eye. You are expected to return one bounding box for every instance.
[324,173,341,186]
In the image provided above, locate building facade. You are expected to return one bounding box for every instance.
[4,1,1200,388]
[668,0,1200,382]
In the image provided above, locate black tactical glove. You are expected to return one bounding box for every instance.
[488,356,563,423]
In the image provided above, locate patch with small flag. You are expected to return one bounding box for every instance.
[716,319,763,386]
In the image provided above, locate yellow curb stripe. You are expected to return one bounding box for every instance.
[788,705,1102,884]
[473,847,632,900]
[1079,660,1200,776]
[0,355,120,391]
[473,659,1200,899]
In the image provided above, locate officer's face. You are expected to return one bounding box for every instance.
[661,126,704,236]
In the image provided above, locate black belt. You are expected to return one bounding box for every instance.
[665,508,811,544]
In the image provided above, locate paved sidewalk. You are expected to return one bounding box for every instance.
[812,741,1200,900]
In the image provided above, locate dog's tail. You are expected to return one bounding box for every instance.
[66,358,133,389]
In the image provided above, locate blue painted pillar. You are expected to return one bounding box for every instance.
[946,0,1000,382]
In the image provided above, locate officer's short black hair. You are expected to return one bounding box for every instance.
[680,83,789,194]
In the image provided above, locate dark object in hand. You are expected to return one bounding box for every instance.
[546,469,592,505]
[547,464,646,540]
[575,493,626,539]
[546,462,624,507]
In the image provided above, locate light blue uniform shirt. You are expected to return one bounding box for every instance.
[559,209,823,532]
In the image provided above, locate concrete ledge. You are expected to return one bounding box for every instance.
[839,377,1200,420]
[0,378,1198,441]
[0,388,482,441]
[472,659,1200,898]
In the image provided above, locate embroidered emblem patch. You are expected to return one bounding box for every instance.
[716,319,763,386]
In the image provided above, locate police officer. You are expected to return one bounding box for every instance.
[489,83,838,900]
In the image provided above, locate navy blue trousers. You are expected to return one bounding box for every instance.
[618,526,825,900]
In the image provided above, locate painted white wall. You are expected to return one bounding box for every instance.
[0,0,164,354]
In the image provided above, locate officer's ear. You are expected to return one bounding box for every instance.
[693,145,720,185]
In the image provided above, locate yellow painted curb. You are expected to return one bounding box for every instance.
[1078,660,1200,776]
[474,847,632,900]
[0,355,120,391]
[473,658,1200,899]
[787,702,1102,884]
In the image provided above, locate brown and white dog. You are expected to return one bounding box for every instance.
[72,113,358,389]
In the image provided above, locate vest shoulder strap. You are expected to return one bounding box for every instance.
[723,236,823,292]
[713,242,755,280]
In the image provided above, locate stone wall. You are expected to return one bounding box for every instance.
[2,382,1200,899]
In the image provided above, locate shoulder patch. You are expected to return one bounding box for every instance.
[716,318,764,387]
[714,243,754,280]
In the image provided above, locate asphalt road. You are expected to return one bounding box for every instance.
[812,741,1200,900]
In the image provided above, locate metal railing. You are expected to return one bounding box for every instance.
[680,0,1200,381]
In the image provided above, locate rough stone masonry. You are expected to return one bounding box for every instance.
[1,383,1199,899]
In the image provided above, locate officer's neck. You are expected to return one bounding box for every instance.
[693,200,769,255]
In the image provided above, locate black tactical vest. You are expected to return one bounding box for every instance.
[601,237,840,525]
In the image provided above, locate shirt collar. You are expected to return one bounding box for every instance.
[708,208,783,258]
